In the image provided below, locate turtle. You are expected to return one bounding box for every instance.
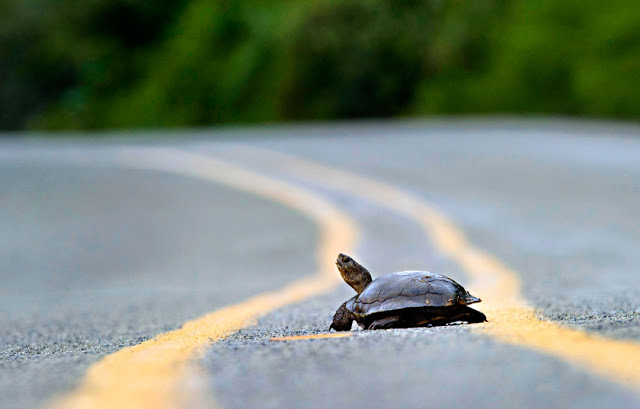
[330,253,487,331]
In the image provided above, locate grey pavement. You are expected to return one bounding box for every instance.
[191,134,640,408]
[1,119,640,409]
[0,158,316,409]
[203,121,640,340]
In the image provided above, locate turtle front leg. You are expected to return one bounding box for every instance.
[330,301,355,331]
[367,315,402,330]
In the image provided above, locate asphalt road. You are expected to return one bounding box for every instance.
[1,120,640,409]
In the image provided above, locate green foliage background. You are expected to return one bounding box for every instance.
[2,0,639,130]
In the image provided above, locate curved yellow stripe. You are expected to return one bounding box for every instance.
[47,148,358,409]
[240,146,640,391]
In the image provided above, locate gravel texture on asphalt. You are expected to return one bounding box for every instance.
[2,121,640,409]
[205,294,640,409]
[194,139,640,408]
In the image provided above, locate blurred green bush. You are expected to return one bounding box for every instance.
[1,0,638,130]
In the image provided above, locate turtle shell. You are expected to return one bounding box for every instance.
[346,271,480,318]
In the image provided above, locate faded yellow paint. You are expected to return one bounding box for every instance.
[270,333,354,341]
[415,205,640,390]
[244,146,640,391]
[47,148,358,409]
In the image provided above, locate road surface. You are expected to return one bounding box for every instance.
[1,119,639,409]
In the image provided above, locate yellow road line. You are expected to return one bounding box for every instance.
[239,146,640,391]
[270,333,354,341]
[47,148,358,409]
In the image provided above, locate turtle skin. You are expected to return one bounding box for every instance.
[345,271,486,330]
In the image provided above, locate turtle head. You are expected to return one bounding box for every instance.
[336,253,372,294]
